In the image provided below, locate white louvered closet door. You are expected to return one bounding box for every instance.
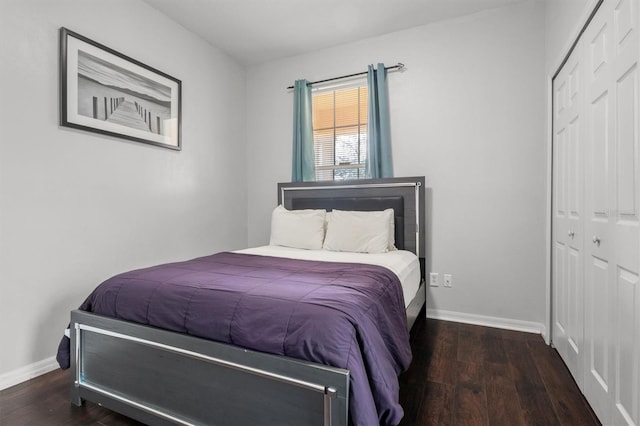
[553,1,640,425]
[552,37,585,389]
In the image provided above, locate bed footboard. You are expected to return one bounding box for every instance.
[70,310,349,426]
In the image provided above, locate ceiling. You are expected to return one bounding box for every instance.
[143,0,530,66]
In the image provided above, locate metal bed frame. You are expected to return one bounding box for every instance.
[69,176,426,426]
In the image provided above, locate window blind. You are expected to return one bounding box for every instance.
[312,85,368,181]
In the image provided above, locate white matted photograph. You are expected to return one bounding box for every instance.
[59,27,181,150]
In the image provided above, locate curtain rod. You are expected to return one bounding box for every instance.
[286,62,405,90]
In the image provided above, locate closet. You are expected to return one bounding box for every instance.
[552,1,639,425]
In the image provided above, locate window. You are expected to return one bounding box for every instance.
[312,85,368,181]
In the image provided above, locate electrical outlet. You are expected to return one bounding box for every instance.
[429,272,439,287]
[443,274,452,288]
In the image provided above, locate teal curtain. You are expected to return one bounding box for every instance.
[292,79,315,182]
[365,63,393,178]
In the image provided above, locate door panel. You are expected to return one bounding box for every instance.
[552,39,584,387]
[583,1,640,425]
[555,242,567,339]
[584,5,615,423]
[590,91,609,218]
[568,247,581,355]
[615,65,637,219]
[614,267,639,426]
[612,1,639,423]
[587,256,610,389]
[553,1,639,425]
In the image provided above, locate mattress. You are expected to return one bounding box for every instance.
[235,245,421,308]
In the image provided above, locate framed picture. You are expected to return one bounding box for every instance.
[59,27,181,150]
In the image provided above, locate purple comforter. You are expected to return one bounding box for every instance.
[56,252,412,425]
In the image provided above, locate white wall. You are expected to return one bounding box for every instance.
[544,0,596,75]
[0,0,247,382]
[246,1,547,328]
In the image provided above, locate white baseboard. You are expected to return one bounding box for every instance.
[426,308,547,337]
[0,356,59,391]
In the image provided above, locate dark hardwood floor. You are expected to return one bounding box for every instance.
[1,315,599,426]
[398,316,600,426]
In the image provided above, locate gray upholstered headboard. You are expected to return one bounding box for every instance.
[277,177,425,277]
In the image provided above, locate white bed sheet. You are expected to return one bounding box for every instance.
[234,245,421,308]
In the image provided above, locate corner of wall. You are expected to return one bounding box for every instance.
[0,357,59,391]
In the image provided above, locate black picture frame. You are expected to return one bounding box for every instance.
[59,27,182,150]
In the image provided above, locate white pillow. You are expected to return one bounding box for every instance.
[324,211,396,251]
[269,205,326,250]
[323,209,394,254]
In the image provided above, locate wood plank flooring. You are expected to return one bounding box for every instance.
[0,315,599,426]
[398,317,600,426]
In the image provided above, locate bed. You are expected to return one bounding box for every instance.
[57,176,426,426]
